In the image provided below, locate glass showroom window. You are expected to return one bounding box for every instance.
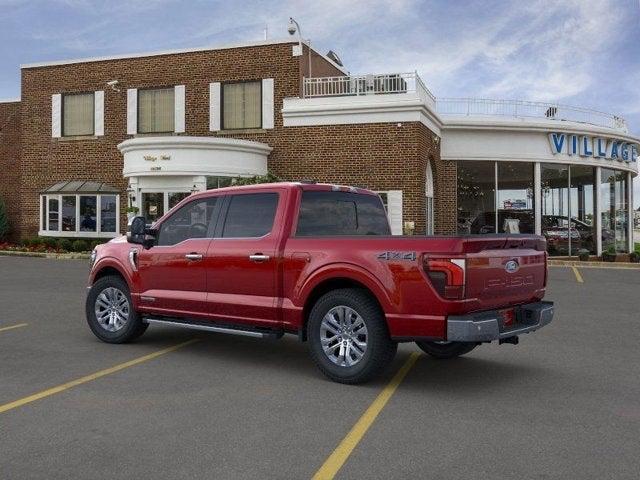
[497,163,534,234]
[138,87,175,133]
[570,166,596,255]
[601,168,629,253]
[63,92,94,136]
[541,164,570,256]
[40,194,119,237]
[222,81,261,130]
[457,161,496,234]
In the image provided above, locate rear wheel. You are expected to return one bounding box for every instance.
[307,288,397,384]
[86,275,147,343]
[415,341,477,359]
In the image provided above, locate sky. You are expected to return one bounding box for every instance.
[1,0,639,198]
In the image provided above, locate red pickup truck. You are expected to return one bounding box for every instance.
[86,182,553,384]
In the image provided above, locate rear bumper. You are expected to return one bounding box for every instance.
[447,301,554,342]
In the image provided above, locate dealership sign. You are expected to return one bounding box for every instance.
[548,133,638,163]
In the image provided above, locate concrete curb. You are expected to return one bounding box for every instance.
[549,260,640,269]
[0,250,90,260]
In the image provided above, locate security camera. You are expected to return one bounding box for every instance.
[287,18,297,35]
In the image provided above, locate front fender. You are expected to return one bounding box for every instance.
[89,256,135,292]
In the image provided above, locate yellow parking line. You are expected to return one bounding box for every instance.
[571,266,584,283]
[0,338,198,415]
[312,352,421,480]
[0,323,28,333]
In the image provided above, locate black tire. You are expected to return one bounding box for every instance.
[86,275,148,343]
[415,341,477,359]
[307,288,397,384]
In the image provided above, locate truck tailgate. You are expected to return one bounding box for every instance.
[462,236,547,309]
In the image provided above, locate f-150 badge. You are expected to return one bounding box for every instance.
[377,251,416,261]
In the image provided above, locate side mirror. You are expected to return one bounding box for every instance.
[127,216,155,248]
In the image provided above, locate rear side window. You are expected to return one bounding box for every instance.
[222,193,279,238]
[296,191,391,236]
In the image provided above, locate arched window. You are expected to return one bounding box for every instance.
[426,162,435,235]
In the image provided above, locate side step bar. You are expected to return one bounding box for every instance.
[143,317,283,339]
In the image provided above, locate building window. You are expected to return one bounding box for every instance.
[222,81,261,130]
[138,87,175,133]
[63,92,94,136]
[40,193,119,238]
[206,176,234,190]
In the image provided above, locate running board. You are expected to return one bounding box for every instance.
[143,317,283,339]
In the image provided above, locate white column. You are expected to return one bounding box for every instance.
[595,167,602,256]
[534,162,541,236]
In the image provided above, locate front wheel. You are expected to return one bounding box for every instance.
[307,288,397,384]
[86,275,147,343]
[415,341,477,359]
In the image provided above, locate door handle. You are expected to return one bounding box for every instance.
[185,253,203,261]
[249,254,270,262]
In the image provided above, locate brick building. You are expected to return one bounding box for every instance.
[1,38,639,255]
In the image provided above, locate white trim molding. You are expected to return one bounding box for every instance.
[51,94,62,138]
[282,93,442,135]
[126,88,137,135]
[262,78,275,129]
[174,85,186,133]
[21,38,348,74]
[118,136,271,178]
[209,82,221,132]
[94,90,104,136]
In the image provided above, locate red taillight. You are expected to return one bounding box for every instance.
[424,257,466,300]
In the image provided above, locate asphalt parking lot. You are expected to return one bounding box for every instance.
[1,257,639,479]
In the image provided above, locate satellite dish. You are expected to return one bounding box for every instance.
[326,50,343,67]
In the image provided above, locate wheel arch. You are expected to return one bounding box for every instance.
[90,258,132,291]
[298,269,392,342]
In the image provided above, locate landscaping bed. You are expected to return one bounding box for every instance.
[0,237,103,255]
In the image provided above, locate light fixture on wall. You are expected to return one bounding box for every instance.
[106,80,120,92]
[126,183,135,203]
[190,184,199,195]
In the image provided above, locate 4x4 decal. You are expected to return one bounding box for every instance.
[377,251,416,261]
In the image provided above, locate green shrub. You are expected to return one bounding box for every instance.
[58,238,73,252]
[72,239,89,252]
[21,238,32,247]
[42,237,58,249]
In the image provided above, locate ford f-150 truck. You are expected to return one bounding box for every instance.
[86,182,553,384]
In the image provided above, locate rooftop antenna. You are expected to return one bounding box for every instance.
[263,24,268,40]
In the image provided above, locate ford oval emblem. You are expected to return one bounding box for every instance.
[505,260,519,274]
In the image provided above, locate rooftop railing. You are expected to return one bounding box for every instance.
[436,97,628,132]
[301,73,628,132]
[302,72,436,107]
